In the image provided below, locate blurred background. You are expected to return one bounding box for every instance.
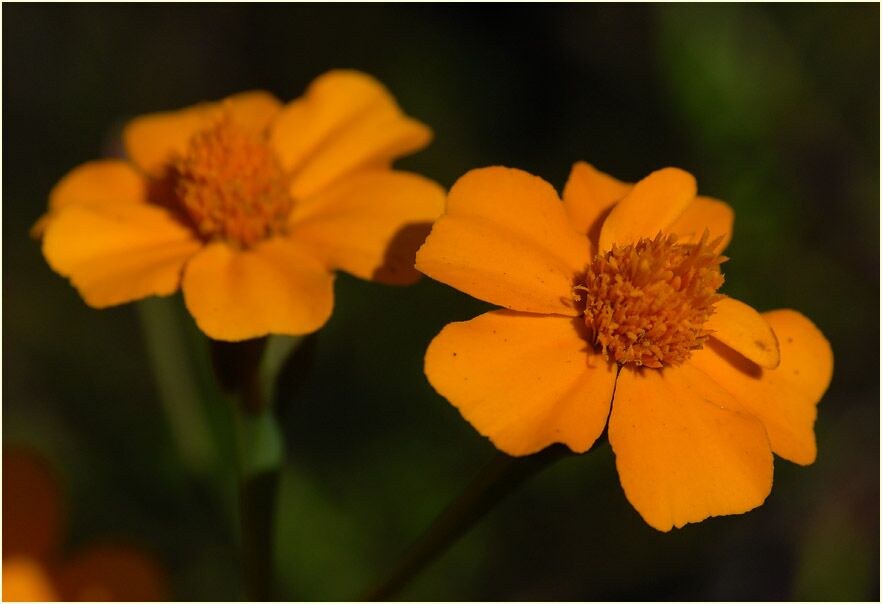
[3,4,879,601]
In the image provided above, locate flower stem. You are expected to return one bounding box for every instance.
[361,441,596,601]
[234,408,282,601]
[210,338,285,601]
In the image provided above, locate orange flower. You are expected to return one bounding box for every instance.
[416,163,833,531]
[36,70,444,341]
[3,447,167,601]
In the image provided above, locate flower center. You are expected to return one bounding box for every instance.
[172,116,293,247]
[574,232,725,368]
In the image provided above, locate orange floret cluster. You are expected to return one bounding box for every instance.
[174,115,293,247]
[577,232,726,368]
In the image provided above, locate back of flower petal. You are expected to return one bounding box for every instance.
[415,167,590,316]
[668,196,734,250]
[124,90,282,176]
[598,167,697,252]
[562,161,631,252]
[425,310,617,456]
[42,204,201,308]
[706,296,780,368]
[691,310,833,465]
[181,239,335,341]
[609,364,774,531]
[288,169,444,285]
[271,70,432,200]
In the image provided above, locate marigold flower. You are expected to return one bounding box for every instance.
[415,163,833,531]
[3,447,167,601]
[36,70,444,341]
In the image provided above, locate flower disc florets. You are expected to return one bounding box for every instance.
[576,232,725,368]
[172,115,293,248]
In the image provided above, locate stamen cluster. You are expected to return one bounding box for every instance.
[172,116,293,247]
[576,232,725,368]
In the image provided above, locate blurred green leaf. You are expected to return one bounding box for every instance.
[137,295,218,478]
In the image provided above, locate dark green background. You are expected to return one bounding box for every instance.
[4,4,879,601]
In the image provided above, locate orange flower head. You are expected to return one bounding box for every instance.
[35,71,445,341]
[3,447,168,601]
[3,556,59,601]
[173,114,294,247]
[577,231,725,368]
[416,163,833,532]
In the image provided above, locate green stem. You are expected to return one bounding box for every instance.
[211,338,286,601]
[361,442,594,601]
[210,338,268,414]
[234,408,283,601]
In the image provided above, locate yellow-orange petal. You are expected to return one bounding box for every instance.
[2,557,58,602]
[41,204,201,308]
[416,167,590,316]
[270,70,431,200]
[598,167,697,252]
[425,310,617,456]
[609,363,773,531]
[124,90,282,176]
[288,169,444,285]
[181,238,335,341]
[562,164,733,254]
[33,161,147,238]
[3,448,64,560]
[706,296,780,369]
[55,544,167,601]
[691,310,833,465]
[562,161,631,252]
[668,195,735,250]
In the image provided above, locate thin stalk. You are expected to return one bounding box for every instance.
[211,338,285,601]
[234,409,282,601]
[361,441,598,601]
